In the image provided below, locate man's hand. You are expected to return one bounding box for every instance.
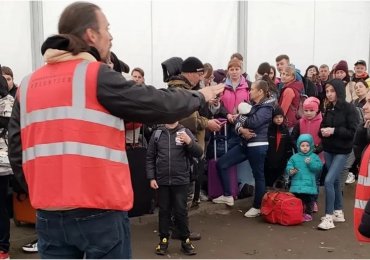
[209,98,220,106]
[150,179,159,189]
[198,84,224,102]
[208,119,222,132]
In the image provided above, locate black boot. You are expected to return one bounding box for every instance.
[171,230,201,241]
[181,238,197,255]
[155,238,169,255]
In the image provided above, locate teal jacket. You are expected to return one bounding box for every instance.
[286,134,323,195]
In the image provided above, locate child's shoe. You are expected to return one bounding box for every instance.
[0,251,9,259]
[302,213,313,222]
[181,238,197,255]
[155,238,169,255]
[313,202,318,213]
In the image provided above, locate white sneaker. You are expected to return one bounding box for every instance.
[318,215,335,230]
[22,239,38,253]
[244,207,261,218]
[332,210,345,222]
[212,195,234,206]
[199,190,209,202]
[345,172,355,184]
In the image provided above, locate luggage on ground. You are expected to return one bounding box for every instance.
[13,192,36,226]
[207,119,239,199]
[261,191,303,226]
[128,126,155,218]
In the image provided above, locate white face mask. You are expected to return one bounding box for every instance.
[199,81,205,88]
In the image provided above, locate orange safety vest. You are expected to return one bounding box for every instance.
[18,59,133,211]
[354,145,370,242]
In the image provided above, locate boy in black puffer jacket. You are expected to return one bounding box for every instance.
[264,105,292,187]
[146,122,203,256]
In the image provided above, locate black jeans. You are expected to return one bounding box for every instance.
[36,209,131,259]
[0,176,10,253]
[158,185,189,242]
[293,193,314,215]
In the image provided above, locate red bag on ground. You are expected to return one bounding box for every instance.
[261,191,303,226]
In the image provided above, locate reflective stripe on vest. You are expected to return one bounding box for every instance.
[355,199,368,210]
[20,60,127,164]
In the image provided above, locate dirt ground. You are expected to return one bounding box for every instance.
[8,185,368,259]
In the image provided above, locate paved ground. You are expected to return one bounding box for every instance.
[8,184,368,259]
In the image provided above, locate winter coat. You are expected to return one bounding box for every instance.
[221,76,250,115]
[265,121,292,170]
[291,113,324,163]
[235,98,275,144]
[286,134,323,195]
[319,79,358,154]
[146,124,203,186]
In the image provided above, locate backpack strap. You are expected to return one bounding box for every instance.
[153,129,163,152]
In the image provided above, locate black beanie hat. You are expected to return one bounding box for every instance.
[181,57,204,73]
[273,105,284,118]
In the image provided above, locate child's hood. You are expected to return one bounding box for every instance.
[159,124,186,134]
[297,134,314,155]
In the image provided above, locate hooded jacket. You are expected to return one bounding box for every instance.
[146,124,203,185]
[161,57,183,83]
[265,116,292,170]
[291,112,324,163]
[7,35,207,194]
[319,79,358,154]
[286,134,323,195]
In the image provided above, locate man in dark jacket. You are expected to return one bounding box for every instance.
[7,2,224,259]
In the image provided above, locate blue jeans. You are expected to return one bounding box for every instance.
[323,153,349,214]
[216,144,268,208]
[313,170,322,202]
[36,209,132,259]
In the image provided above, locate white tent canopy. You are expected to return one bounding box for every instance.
[1,1,370,87]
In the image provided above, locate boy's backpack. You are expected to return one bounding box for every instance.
[261,191,303,226]
[153,129,199,181]
[290,94,308,120]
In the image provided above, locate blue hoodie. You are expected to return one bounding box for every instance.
[235,98,275,144]
[286,134,323,195]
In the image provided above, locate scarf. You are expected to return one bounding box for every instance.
[354,145,370,242]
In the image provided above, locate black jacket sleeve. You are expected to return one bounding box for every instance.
[333,104,358,139]
[184,129,203,159]
[96,65,206,125]
[358,197,370,239]
[146,133,156,181]
[353,123,368,162]
[8,98,28,194]
[217,103,230,119]
[290,121,300,153]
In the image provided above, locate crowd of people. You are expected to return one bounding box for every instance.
[1,1,370,259]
